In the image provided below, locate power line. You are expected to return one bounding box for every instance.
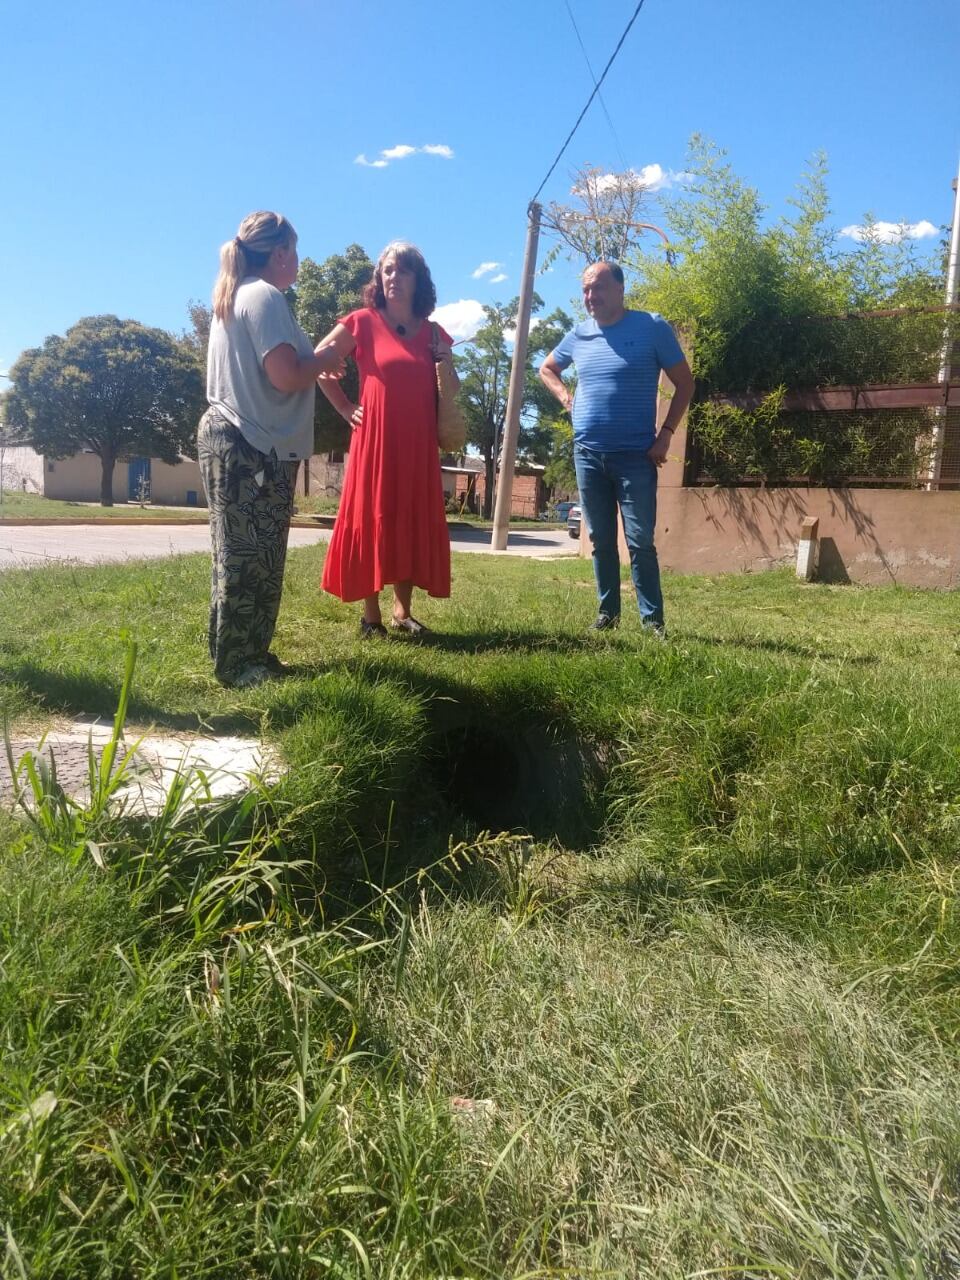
[563,0,628,172]
[531,0,648,204]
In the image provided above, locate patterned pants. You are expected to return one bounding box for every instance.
[197,409,298,683]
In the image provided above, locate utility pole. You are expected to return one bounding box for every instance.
[927,159,960,490]
[0,372,10,520]
[492,202,542,551]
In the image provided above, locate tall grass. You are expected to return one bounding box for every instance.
[2,547,960,1275]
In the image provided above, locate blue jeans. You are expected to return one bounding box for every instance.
[574,444,663,627]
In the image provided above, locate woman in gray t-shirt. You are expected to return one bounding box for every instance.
[198,211,342,688]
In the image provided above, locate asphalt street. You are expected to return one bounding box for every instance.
[0,523,578,571]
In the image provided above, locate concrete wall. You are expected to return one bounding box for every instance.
[582,372,960,589]
[655,487,960,587]
[298,454,345,500]
[1,446,44,492]
[148,458,205,507]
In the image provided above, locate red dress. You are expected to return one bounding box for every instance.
[321,308,452,603]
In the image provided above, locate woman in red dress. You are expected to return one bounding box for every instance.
[317,242,455,636]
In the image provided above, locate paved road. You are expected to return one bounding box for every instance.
[0,523,578,570]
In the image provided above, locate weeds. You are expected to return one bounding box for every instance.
[2,552,960,1275]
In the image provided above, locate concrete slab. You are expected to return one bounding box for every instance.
[2,722,281,816]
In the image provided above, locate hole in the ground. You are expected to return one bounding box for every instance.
[428,717,608,848]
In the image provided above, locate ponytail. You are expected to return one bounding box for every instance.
[211,212,297,321]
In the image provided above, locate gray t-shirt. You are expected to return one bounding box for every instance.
[207,277,315,461]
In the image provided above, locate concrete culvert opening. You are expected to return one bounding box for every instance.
[429,717,608,848]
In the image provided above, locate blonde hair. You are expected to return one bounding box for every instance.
[212,211,297,321]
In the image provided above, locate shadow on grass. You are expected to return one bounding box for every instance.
[681,629,878,665]
[367,627,639,656]
[5,661,259,735]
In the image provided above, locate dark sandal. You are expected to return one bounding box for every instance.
[390,616,429,637]
[360,618,389,638]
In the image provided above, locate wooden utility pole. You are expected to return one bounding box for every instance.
[492,202,542,550]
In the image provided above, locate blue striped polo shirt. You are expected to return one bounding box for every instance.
[550,310,684,452]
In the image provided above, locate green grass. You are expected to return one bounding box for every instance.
[2,547,960,1277]
[0,490,206,520]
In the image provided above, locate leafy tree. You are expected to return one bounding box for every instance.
[623,136,947,484]
[630,135,944,393]
[455,297,571,516]
[293,244,373,453]
[2,315,204,505]
[543,418,577,496]
[181,300,212,362]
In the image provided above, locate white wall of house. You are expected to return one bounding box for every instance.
[43,454,206,506]
[44,452,105,500]
[149,458,205,507]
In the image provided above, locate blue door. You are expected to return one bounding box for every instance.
[128,457,151,502]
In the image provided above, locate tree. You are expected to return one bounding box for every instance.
[629,135,945,393]
[542,164,656,268]
[624,136,947,484]
[181,299,212,362]
[293,244,373,453]
[455,297,572,516]
[3,315,205,506]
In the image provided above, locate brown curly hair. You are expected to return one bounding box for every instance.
[363,241,437,318]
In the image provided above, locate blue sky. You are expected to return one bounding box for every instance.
[2,0,958,372]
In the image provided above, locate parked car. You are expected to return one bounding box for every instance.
[567,504,582,539]
[553,500,576,522]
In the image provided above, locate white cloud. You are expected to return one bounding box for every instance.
[471,261,501,278]
[431,299,487,341]
[574,164,693,196]
[489,272,507,284]
[355,142,455,169]
[839,219,938,245]
[381,144,417,161]
[504,316,543,347]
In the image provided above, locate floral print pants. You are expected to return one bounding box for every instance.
[197,408,298,683]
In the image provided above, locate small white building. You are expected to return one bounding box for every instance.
[43,453,207,507]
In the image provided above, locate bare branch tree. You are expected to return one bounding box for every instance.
[543,166,655,266]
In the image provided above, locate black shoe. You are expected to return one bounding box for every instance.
[360,617,389,639]
[263,653,294,676]
[591,613,620,631]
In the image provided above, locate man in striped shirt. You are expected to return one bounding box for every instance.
[540,261,694,634]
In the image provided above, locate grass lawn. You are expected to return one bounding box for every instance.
[2,545,959,1277]
[0,490,206,520]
